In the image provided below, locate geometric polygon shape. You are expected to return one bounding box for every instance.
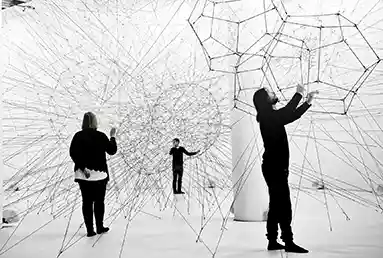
[262,13,380,114]
[189,0,284,73]
[234,67,271,115]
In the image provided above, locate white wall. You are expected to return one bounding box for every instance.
[1,0,382,222]
[0,0,5,226]
[1,0,5,227]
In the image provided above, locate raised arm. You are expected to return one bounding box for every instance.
[275,85,304,114]
[169,148,174,155]
[279,101,311,125]
[104,134,117,155]
[273,92,310,125]
[279,92,302,113]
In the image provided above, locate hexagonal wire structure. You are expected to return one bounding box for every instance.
[188,0,381,115]
[262,13,381,115]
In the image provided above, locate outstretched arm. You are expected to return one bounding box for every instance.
[182,147,199,156]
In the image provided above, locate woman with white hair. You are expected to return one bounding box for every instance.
[70,112,117,237]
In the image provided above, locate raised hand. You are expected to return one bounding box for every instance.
[110,127,117,138]
[296,84,305,95]
[83,169,90,179]
[307,90,319,105]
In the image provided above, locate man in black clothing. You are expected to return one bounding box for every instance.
[253,85,318,253]
[169,138,200,194]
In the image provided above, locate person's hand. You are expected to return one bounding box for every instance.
[110,127,116,138]
[296,84,305,95]
[83,169,90,179]
[307,90,319,105]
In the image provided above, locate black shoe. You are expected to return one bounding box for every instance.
[87,231,96,237]
[178,191,185,194]
[285,242,309,253]
[97,227,110,234]
[267,241,285,251]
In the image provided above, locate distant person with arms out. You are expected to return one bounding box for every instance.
[253,85,318,253]
[69,112,117,237]
[169,138,200,194]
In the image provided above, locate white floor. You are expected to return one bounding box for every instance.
[0,191,382,258]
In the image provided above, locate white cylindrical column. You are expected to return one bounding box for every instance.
[0,98,3,227]
[231,90,269,221]
[0,0,4,227]
[219,0,271,222]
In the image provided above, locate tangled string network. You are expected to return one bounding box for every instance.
[1,0,383,257]
[188,0,381,115]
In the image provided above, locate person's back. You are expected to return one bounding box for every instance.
[72,128,117,175]
[69,112,117,237]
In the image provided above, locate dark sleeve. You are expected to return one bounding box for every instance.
[182,147,198,156]
[69,133,85,170]
[104,133,117,155]
[279,92,302,113]
[169,148,174,155]
[273,93,310,125]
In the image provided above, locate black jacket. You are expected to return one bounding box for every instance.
[169,147,198,167]
[69,128,117,182]
[259,93,310,169]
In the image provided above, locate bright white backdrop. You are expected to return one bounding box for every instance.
[1,0,383,257]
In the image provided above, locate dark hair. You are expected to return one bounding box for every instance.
[173,138,180,143]
[82,112,97,130]
[253,88,273,122]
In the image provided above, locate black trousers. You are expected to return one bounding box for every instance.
[172,165,183,193]
[262,163,293,243]
[78,179,107,233]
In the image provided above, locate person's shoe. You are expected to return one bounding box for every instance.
[97,227,110,234]
[178,191,185,194]
[87,231,96,237]
[285,242,309,253]
[267,241,285,251]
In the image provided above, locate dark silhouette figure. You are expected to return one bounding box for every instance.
[70,112,117,237]
[169,138,200,194]
[253,86,318,253]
